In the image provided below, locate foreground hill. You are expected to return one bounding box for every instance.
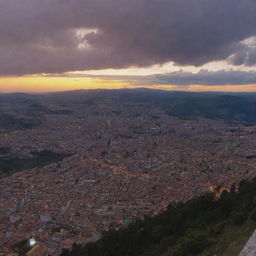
[61,179,256,256]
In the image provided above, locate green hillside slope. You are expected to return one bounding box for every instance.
[61,179,256,256]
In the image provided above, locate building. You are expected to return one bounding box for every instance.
[26,245,48,256]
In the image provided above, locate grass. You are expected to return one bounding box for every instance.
[201,219,256,256]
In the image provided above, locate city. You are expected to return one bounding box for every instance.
[1,90,256,255]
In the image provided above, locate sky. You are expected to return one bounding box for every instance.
[1,0,256,92]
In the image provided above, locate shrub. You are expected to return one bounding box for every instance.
[210,221,226,236]
[231,211,248,226]
[251,208,256,221]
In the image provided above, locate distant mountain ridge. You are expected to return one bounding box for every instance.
[1,89,256,125]
[166,95,256,125]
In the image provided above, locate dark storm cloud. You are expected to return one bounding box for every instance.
[1,0,256,76]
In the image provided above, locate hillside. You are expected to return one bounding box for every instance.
[61,179,256,256]
[166,95,256,125]
[1,90,256,125]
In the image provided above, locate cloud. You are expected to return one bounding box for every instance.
[228,37,256,66]
[149,70,256,86]
[45,70,256,86]
[1,0,256,76]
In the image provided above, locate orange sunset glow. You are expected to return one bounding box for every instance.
[1,75,256,93]
[0,76,128,93]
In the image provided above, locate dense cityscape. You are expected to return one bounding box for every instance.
[1,90,256,255]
